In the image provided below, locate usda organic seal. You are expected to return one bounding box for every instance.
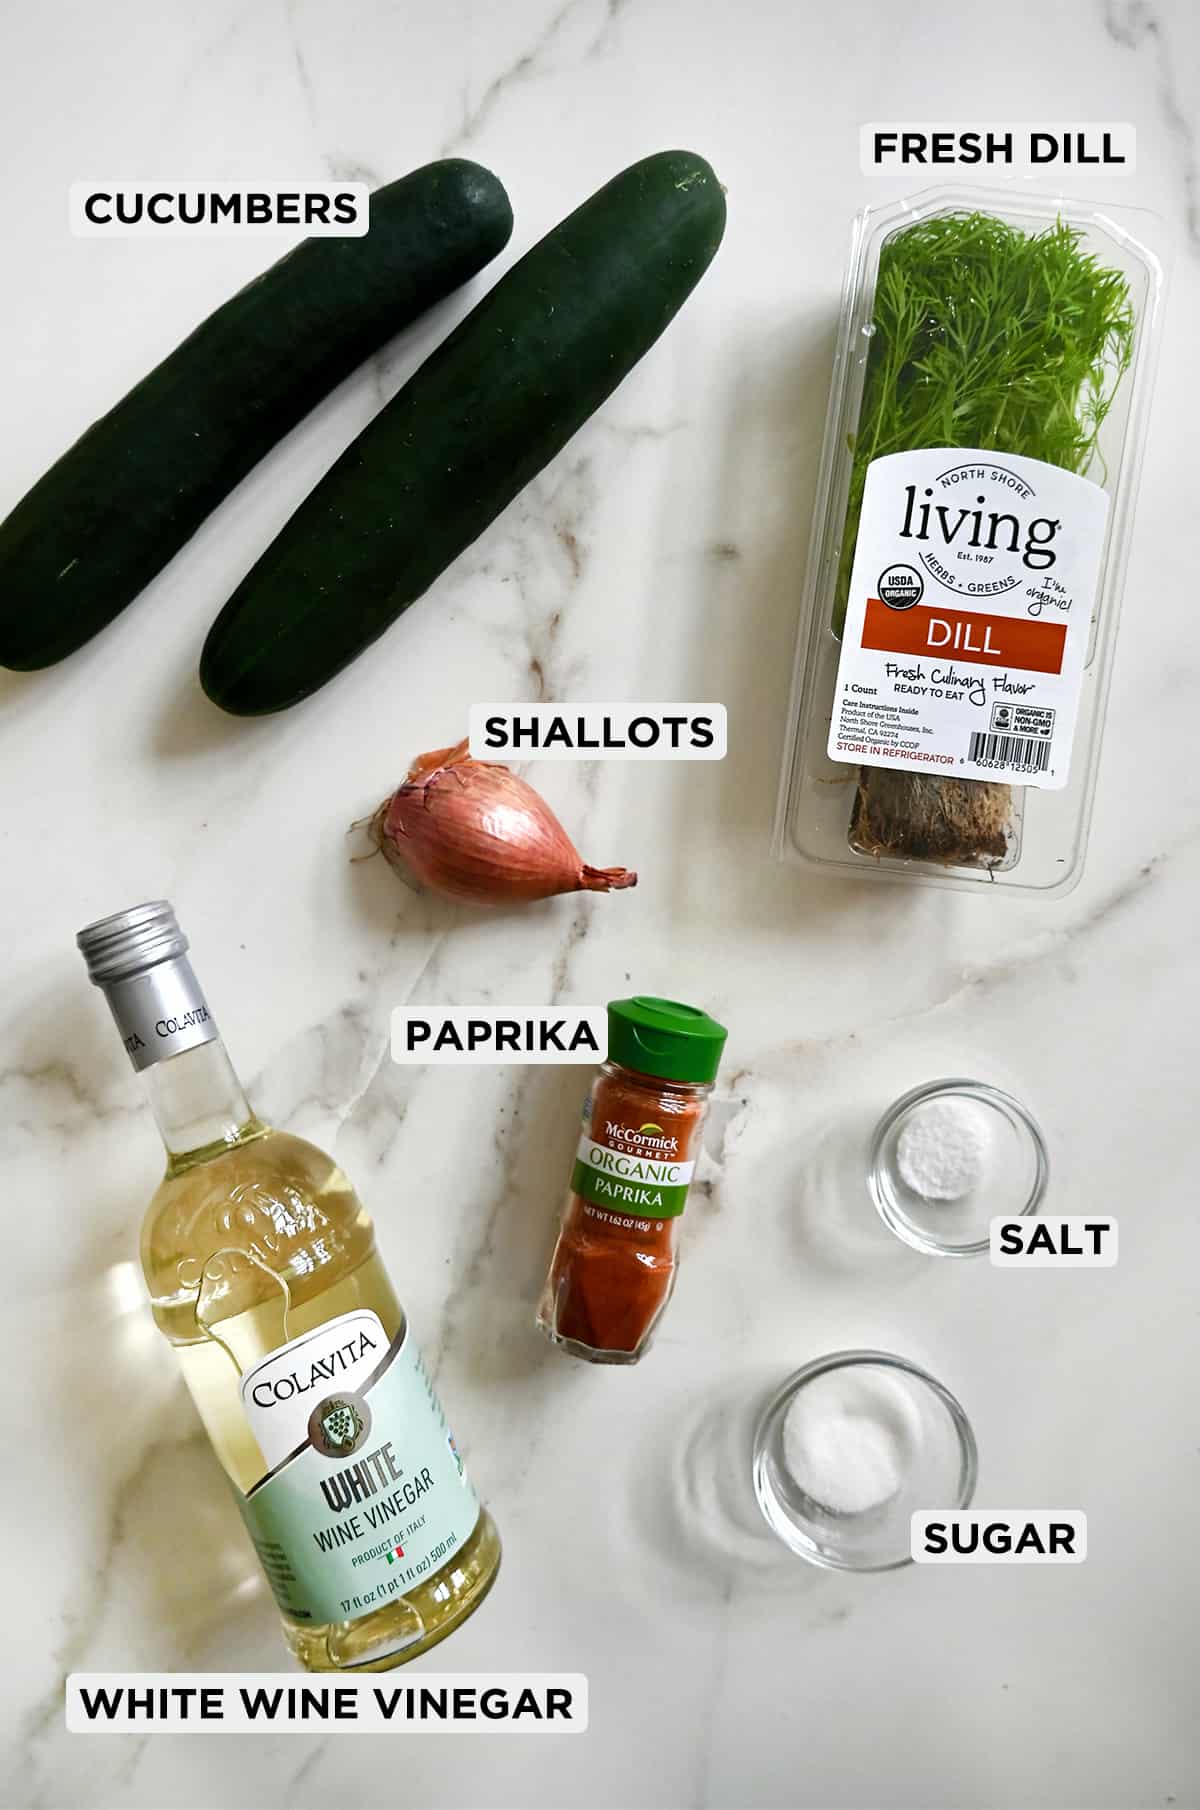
[878,563,924,609]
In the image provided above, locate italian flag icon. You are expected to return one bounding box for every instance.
[385,1544,405,1564]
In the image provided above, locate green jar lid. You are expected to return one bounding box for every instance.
[606,996,728,1085]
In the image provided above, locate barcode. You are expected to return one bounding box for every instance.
[968,731,1051,775]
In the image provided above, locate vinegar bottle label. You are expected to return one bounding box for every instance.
[236,1310,479,1627]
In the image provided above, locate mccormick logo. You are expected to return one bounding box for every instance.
[605,1121,680,1154]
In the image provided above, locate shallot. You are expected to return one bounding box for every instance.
[370,740,637,907]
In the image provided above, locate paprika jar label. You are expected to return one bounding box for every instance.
[570,1123,697,1219]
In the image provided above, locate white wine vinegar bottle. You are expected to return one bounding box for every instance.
[77,901,500,1672]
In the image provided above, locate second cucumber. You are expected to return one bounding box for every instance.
[201,150,727,716]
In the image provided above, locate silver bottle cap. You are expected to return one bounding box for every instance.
[77,900,219,1072]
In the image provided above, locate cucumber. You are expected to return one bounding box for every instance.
[200,150,726,715]
[0,161,513,670]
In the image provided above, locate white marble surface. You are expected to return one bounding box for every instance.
[2,2,1198,1807]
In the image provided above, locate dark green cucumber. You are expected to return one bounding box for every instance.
[201,149,726,715]
[0,161,513,669]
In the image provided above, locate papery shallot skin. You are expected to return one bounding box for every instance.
[371,740,636,906]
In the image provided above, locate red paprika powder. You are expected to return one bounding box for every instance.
[537,996,727,1364]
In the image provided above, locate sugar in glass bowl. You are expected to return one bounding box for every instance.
[753,1351,977,1570]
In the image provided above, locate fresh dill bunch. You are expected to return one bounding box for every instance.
[832,211,1134,632]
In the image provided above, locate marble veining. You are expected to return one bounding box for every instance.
[441,0,633,155]
[1104,0,1200,244]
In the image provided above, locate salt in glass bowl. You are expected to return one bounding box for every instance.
[869,1077,1048,1257]
[752,1350,977,1571]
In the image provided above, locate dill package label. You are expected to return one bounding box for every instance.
[829,448,1109,789]
[235,1311,479,1628]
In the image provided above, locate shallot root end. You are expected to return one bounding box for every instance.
[580,865,638,893]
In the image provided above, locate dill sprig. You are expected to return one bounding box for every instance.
[833,211,1134,632]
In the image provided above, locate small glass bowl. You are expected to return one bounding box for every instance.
[869,1078,1048,1257]
[752,1351,977,1571]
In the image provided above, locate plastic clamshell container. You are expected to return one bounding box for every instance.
[773,186,1167,896]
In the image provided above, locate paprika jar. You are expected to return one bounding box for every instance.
[537,996,727,1364]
